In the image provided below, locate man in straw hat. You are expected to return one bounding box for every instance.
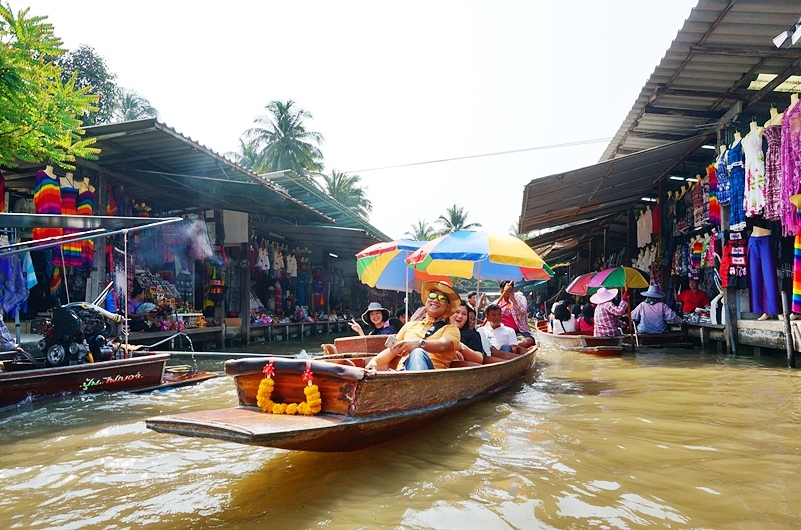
[589,287,627,337]
[631,285,682,334]
[366,281,461,371]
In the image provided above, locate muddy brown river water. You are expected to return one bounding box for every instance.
[2,337,800,529]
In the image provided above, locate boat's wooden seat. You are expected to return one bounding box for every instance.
[449,360,482,368]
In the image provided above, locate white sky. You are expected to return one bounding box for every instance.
[19,0,698,240]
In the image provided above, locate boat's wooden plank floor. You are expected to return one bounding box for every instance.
[149,406,346,436]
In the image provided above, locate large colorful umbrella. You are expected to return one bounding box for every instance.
[566,272,597,296]
[356,239,451,292]
[587,266,649,289]
[406,231,553,282]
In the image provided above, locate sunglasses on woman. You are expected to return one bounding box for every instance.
[427,292,449,303]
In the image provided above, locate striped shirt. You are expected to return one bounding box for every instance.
[593,301,627,337]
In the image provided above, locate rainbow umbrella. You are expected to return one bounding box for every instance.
[566,272,597,296]
[357,239,451,292]
[406,231,553,282]
[587,266,649,290]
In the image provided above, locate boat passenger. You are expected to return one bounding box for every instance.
[495,280,535,349]
[631,285,681,334]
[467,290,487,321]
[477,304,519,355]
[591,287,627,337]
[675,279,710,315]
[365,281,461,371]
[387,309,406,334]
[449,301,487,363]
[576,304,595,334]
[549,301,577,335]
[349,302,397,336]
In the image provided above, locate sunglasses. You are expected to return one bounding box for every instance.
[427,292,450,303]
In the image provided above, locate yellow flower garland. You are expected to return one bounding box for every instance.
[256,360,322,415]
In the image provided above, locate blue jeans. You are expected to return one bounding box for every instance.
[403,348,435,370]
[499,344,513,352]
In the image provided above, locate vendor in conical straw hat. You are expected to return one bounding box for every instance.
[630,285,682,335]
[589,287,627,337]
[365,281,461,371]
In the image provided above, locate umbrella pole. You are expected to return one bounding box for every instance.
[626,287,638,351]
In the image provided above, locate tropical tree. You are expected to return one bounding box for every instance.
[113,88,158,121]
[405,219,436,241]
[436,204,482,234]
[55,44,119,125]
[0,4,99,168]
[246,100,324,177]
[318,170,372,218]
[225,136,261,171]
[509,224,529,240]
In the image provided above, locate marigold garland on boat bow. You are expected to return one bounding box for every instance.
[256,360,322,415]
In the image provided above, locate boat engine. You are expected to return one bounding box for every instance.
[36,303,124,367]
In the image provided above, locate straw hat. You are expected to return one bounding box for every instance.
[420,281,461,317]
[361,302,390,324]
[641,285,665,298]
[589,287,618,304]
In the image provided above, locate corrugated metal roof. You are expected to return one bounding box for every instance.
[602,0,801,160]
[3,119,333,225]
[519,135,711,234]
[519,0,801,265]
[263,170,391,241]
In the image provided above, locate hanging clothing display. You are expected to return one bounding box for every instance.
[53,174,82,268]
[763,125,783,221]
[742,126,766,218]
[707,163,720,227]
[726,139,747,231]
[720,231,748,289]
[747,232,781,316]
[32,167,62,241]
[77,178,95,268]
[781,102,801,236]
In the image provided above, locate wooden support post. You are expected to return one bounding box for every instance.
[781,283,796,368]
[240,242,250,344]
[724,287,736,355]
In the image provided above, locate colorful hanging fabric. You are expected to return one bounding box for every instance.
[743,126,767,218]
[106,184,118,216]
[781,102,801,236]
[32,168,62,241]
[77,179,95,268]
[707,163,720,226]
[763,125,782,221]
[53,175,82,267]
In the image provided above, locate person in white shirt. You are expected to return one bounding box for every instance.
[477,304,519,355]
[549,301,577,335]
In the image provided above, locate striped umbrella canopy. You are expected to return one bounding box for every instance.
[406,231,553,281]
[566,272,597,296]
[357,239,451,292]
[587,266,649,290]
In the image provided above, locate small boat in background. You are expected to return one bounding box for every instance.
[146,337,538,452]
[534,320,624,356]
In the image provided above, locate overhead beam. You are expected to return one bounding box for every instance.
[644,105,726,119]
[689,45,801,59]
[656,86,749,101]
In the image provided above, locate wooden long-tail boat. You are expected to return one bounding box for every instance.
[534,320,624,356]
[146,336,537,452]
[0,354,217,411]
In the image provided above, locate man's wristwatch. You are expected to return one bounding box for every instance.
[419,339,426,349]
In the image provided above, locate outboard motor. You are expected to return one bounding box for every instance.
[37,303,125,367]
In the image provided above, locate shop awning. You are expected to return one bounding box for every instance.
[0,213,182,256]
[519,134,711,235]
[2,119,332,226]
[255,224,384,263]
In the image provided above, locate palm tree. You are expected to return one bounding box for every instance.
[246,100,324,177]
[509,224,529,240]
[225,136,261,170]
[405,219,436,241]
[319,170,372,218]
[436,204,482,234]
[113,88,158,121]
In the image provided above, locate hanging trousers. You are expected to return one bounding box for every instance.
[748,235,781,315]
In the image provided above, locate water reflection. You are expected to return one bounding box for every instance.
[3,338,801,528]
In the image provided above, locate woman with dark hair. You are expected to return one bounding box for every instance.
[550,299,577,335]
[450,300,486,363]
[350,302,397,336]
[577,303,594,334]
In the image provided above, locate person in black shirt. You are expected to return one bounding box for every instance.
[449,300,486,362]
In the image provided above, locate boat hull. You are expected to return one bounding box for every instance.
[1,354,170,410]
[535,325,623,355]
[146,348,537,452]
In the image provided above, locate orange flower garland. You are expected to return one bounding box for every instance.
[256,360,322,415]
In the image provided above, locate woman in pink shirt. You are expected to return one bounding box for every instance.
[576,304,594,334]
